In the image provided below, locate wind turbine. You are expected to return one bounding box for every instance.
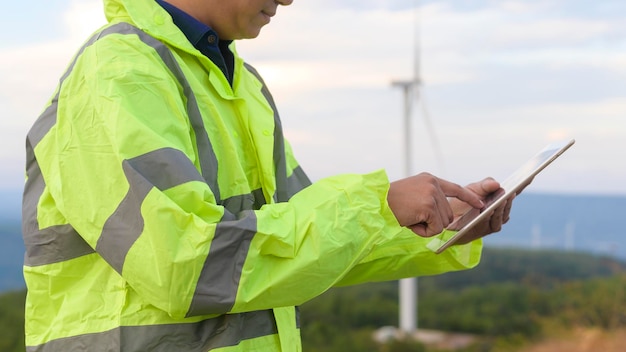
[391,0,445,337]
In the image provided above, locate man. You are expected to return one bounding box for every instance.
[22,0,513,351]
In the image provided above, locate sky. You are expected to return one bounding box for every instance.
[1,0,625,199]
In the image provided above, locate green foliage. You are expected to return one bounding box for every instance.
[302,282,398,330]
[419,283,542,337]
[0,290,26,352]
[2,248,626,352]
[300,249,626,351]
[302,326,381,352]
[549,275,626,329]
[382,339,427,352]
[418,248,626,293]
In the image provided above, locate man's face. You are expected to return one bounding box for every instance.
[204,0,293,40]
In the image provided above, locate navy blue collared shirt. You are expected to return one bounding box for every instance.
[156,0,235,86]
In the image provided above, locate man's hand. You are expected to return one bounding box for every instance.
[387,173,485,237]
[450,178,515,244]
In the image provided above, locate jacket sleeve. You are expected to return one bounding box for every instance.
[232,170,482,314]
[40,35,482,320]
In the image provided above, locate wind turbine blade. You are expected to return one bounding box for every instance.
[417,90,446,176]
[413,0,421,81]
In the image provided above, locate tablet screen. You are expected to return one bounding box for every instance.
[427,138,575,254]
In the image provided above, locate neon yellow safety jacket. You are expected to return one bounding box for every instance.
[22,0,483,350]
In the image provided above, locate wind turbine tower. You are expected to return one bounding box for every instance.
[391,0,444,336]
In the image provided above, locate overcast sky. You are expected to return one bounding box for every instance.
[1,0,625,198]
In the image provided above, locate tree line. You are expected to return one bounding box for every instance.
[1,248,625,352]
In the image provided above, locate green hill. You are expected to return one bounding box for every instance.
[300,248,626,351]
[422,247,626,291]
[1,248,625,352]
[0,290,25,352]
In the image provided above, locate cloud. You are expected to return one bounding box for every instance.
[63,1,106,41]
[0,1,105,113]
[239,1,626,194]
[1,0,624,194]
[242,0,626,94]
[0,0,105,189]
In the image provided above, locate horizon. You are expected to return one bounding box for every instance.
[3,188,626,222]
[3,191,626,292]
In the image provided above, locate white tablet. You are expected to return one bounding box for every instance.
[428,138,575,254]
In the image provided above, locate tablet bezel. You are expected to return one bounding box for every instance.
[429,138,575,254]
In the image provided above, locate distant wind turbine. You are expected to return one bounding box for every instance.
[564,221,575,251]
[391,0,445,337]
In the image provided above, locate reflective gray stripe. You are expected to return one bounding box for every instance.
[187,211,257,316]
[24,224,95,267]
[185,178,308,316]
[243,63,311,202]
[26,25,111,148]
[295,306,301,328]
[110,23,221,202]
[26,310,279,352]
[97,148,205,274]
[23,22,307,345]
[222,188,266,216]
[23,134,95,267]
[23,22,221,268]
[22,139,97,267]
[22,25,140,267]
[27,103,59,151]
[243,63,289,203]
[22,144,94,267]
[287,166,312,198]
[29,22,219,199]
[183,65,314,316]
